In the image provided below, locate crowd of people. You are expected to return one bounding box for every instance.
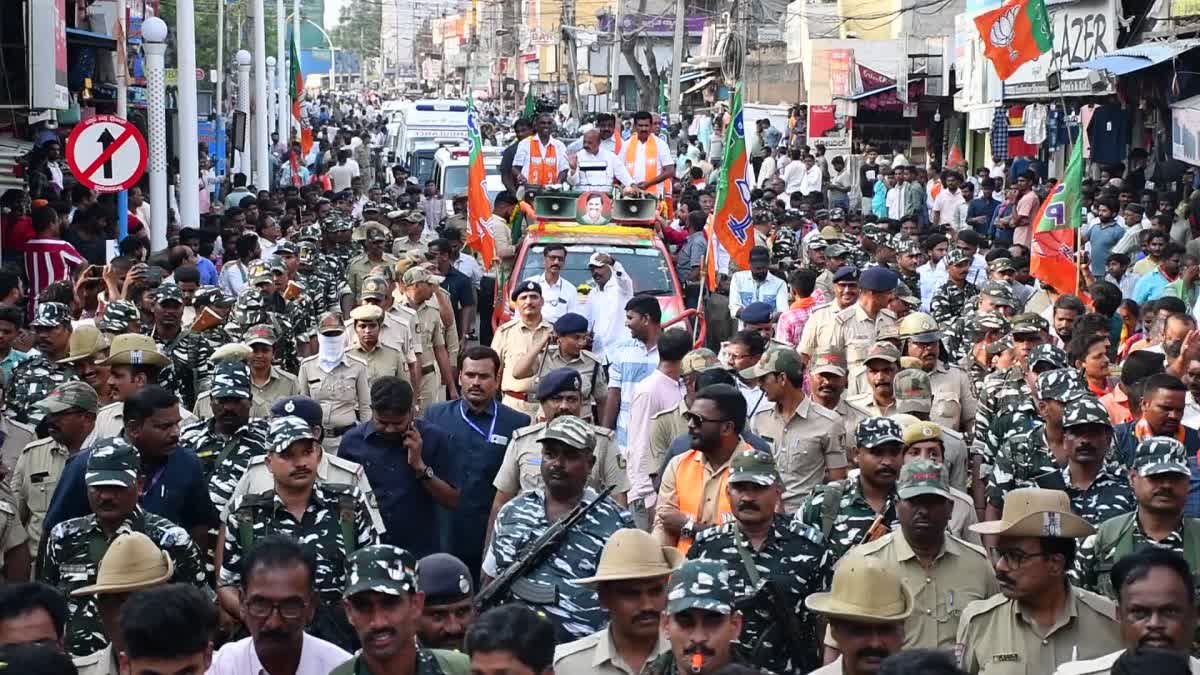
[0,95,1199,675]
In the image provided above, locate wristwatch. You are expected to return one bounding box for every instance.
[417,466,435,481]
[681,517,697,539]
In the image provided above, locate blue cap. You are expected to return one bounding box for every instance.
[536,367,582,400]
[269,396,323,428]
[417,553,474,605]
[860,267,899,292]
[511,280,542,301]
[833,266,860,284]
[741,301,774,325]
[553,312,589,335]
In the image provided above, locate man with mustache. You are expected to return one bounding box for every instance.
[897,311,977,434]
[333,545,471,675]
[416,553,476,651]
[55,325,109,407]
[808,349,862,457]
[796,417,905,564]
[844,459,996,652]
[799,266,857,365]
[6,302,77,425]
[1072,436,1200,600]
[149,284,196,409]
[523,245,579,325]
[554,529,678,675]
[40,438,208,656]
[642,559,744,675]
[219,415,379,651]
[1054,547,1199,675]
[1034,396,1135,526]
[511,312,608,423]
[686,448,830,673]
[491,281,553,418]
[84,333,196,446]
[1112,374,1200,517]
[805,557,912,675]
[957,487,1121,675]
[846,343,901,417]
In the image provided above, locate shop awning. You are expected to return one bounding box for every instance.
[684,75,715,94]
[1073,39,1200,75]
[65,28,117,50]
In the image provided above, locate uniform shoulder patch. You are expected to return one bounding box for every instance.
[20,436,58,454]
[6,419,35,435]
[1075,587,1118,620]
[960,592,1009,624]
[651,407,679,420]
[580,349,605,364]
[946,532,989,558]
[853,529,895,555]
[299,354,320,365]
[553,632,601,662]
[786,518,825,545]
[326,453,365,476]
[344,354,369,368]
[272,367,299,383]
[512,422,547,439]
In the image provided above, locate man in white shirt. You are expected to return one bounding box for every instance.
[621,111,675,197]
[578,252,634,357]
[728,246,789,328]
[525,243,579,323]
[512,112,570,188]
[932,171,966,228]
[566,113,624,155]
[328,149,360,193]
[568,129,635,193]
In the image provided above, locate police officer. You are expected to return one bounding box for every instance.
[223,396,384,535]
[348,304,408,385]
[743,347,847,512]
[484,415,633,642]
[56,325,110,409]
[957,487,1120,675]
[218,415,378,651]
[896,418,981,544]
[492,280,553,418]
[393,210,433,259]
[805,557,912,675]
[554,529,677,675]
[687,448,830,673]
[402,267,455,411]
[898,311,978,434]
[642,559,747,675]
[416,552,477,651]
[41,438,209,656]
[826,267,899,398]
[798,266,860,364]
[894,370,970,491]
[846,342,901,417]
[845,459,996,652]
[333,545,471,675]
[355,276,422,387]
[930,249,979,327]
[85,334,192,445]
[178,360,271,513]
[511,312,608,422]
[1033,396,1134,526]
[298,312,371,454]
[347,224,398,301]
[8,302,77,425]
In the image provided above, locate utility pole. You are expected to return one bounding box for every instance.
[277,0,288,145]
[562,0,578,115]
[668,0,685,118]
[608,0,622,111]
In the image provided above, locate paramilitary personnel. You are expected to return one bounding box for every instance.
[641,559,747,675]
[7,302,78,425]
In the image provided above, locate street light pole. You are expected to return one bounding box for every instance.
[277,0,289,145]
[176,0,201,234]
[253,0,270,189]
[143,17,169,250]
[267,55,277,143]
[237,50,253,183]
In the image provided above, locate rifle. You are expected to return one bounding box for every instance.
[737,578,815,673]
[475,485,615,612]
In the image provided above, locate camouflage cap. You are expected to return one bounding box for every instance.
[274,239,299,256]
[344,545,418,598]
[298,227,322,245]
[897,458,952,500]
[899,356,924,370]
[85,438,139,488]
[988,258,1016,273]
[361,276,389,300]
[980,281,1016,307]
[807,237,829,251]
[811,350,847,377]
[894,369,933,415]
[362,202,383,214]
[945,248,971,267]
[681,348,719,376]
[1037,369,1088,403]
[37,380,99,414]
[537,415,595,453]
[728,448,781,486]
[319,312,345,334]
[248,260,272,286]
[1133,436,1192,477]
[975,311,1010,333]
[895,283,920,307]
[265,256,288,275]
[31,302,71,328]
[403,267,434,285]
[193,286,236,309]
[211,360,252,400]
[1030,344,1070,370]
[826,244,850,259]
[863,342,901,365]
[98,300,143,332]
[323,213,353,233]
[902,420,943,446]
[986,335,1014,356]
[898,238,922,256]
[740,347,803,381]
[268,415,318,453]
[898,312,939,343]
[857,417,904,448]
[1010,312,1050,335]
[666,559,736,615]
[1061,395,1113,429]
[155,284,184,304]
[244,324,276,346]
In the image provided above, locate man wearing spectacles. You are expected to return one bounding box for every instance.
[956,487,1121,675]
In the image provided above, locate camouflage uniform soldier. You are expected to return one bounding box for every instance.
[150,284,196,409]
[96,299,142,336]
[687,448,831,673]
[484,416,633,641]
[180,286,237,393]
[1032,396,1135,526]
[269,254,318,360]
[929,249,979,327]
[896,240,922,295]
[331,544,471,675]
[318,215,354,312]
[973,331,1058,479]
[941,282,1017,365]
[41,438,208,656]
[178,361,270,512]
[297,240,335,314]
[219,415,378,650]
[642,559,751,675]
[8,302,78,425]
[894,369,969,491]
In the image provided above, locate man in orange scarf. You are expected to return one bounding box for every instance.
[510,112,568,188]
[624,111,676,198]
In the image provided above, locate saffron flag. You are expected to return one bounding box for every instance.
[289,34,313,156]
[707,83,754,290]
[465,95,497,270]
[974,0,1053,80]
[1030,137,1084,297]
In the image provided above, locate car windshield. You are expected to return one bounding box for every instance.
[521,243,675,295]
[442,165,500,201]
[411,151,437,182]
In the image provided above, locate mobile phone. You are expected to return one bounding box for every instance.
[83,265,103,279]
[146,266,164,285]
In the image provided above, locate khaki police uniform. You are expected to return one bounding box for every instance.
[349,343,406,384]
[343,314,419,376]
[849,530,998,651]
[929,361,979,434]
[529,347,608,422]
[845,392,898,418]
[941,426,970,493]
[0,418,35,473]
[193,367,299,419]
[955,586,1120,675]
[491,317,553,418]
[10,436,71,553]
[827,304,899,397]
[297,354,371,454]
[493,422,630,498]
[1053,650,1200,675]
[0,482,26,570]
[797,302,840,358]
[434,295,461,366]
[393,233,434,258]
[649,401,688,479]
[222,451,385,534]
[73,644,118,675]
[553,627,671,675]
[824,399,864,455]
[749,398,847,512]
[347,253,398,300]
[83,402,197,447]
[406,299,447,412]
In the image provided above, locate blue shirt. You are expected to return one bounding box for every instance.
[1083,220,1125,277]
[423,400,530,571]
[196,256,219,286]
[338,418,459,559]
[42,443,218,543]
[1132,269,1171,305]
[966,196,1000,236]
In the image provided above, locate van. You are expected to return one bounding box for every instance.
[386,100,470,179]
[432,146,505,213]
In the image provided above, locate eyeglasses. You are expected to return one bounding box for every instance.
[243,597,308,620]
[684,412,727,427]
[990,547,1048,568]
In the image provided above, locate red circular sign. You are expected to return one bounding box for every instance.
[65,115,148,193]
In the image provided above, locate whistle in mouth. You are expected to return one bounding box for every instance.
[690,653,704,674]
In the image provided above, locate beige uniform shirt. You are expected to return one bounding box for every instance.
[808,656,843,675]
[194,367,300,420]
[648,400,688,479]
[73,644,118,675]
[393,233,434,258]
[750,398,847,511]
[222,452,385,534]
[848,531,998,651]
[956,585,1120,675]
[492,422,630,498]
[84,402,197,447]
[344,315,419,371]
[407,301,446,369]
[491,318,553,416]
[10,437,71,552]
[845,392,898,418]
[929,362,979,434]
[797,303,840,358]
[347,253,398,300]
[0,482,26,568]
[529,347,608,421]
[0,419,35,473]
[652,447,741,546]
[828,304,899,397]
[1053,650,1200,675]
[553,627,671,675]
[819,399,863,457]
[349,344,406,385]
[297,355,371,439]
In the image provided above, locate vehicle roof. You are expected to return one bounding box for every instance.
[523,224,660,247]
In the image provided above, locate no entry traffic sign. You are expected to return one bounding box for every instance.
[65,115,148,194]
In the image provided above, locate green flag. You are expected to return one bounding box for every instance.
[523,88,535,119]
[1029,138,1084,295]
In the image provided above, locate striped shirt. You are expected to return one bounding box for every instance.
[607,337,659,452]
[23,238,84,316]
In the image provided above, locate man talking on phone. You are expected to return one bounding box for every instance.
[337,377,460,559]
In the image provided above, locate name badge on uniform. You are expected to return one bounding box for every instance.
[992,654,1020,663]
[490,434,509,445]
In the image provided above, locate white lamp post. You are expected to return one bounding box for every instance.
[277,0,289,144]
[142,17,169,247]
[266,55,277,145]
[252,0,270,189]
[236,49,253,184]
[175,0,200,240]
